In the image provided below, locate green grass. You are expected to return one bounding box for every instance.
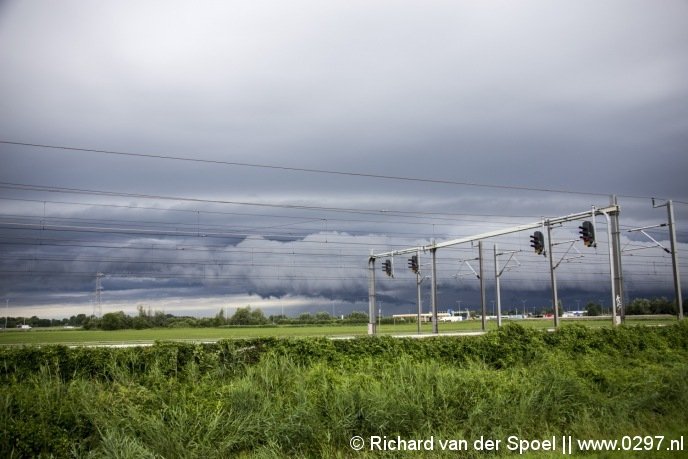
[0,324,366,345]
[0,316,678,346]
[2,323,687,458]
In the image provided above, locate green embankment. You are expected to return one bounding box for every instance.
[2,322,687,458]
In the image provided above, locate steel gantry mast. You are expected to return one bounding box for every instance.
[494,244,521,328]
[367,203,621,335]
[652,199,683,320]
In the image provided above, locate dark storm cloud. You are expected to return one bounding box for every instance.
[1,0,687,317]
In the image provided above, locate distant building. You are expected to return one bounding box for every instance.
[562,310,586,318]
[392,310,469,322]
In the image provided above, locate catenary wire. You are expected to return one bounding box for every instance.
[0,140,657,199]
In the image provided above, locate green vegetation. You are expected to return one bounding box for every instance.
[2,306,369,332]
[626,297,682,315]
[4,296,682,333]
[584,302,602,316]
[0,324,368,346]
[0,298,688,336]
[2,322,687,458]
[0,315,679,346]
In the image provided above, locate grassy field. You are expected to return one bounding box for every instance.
[2,322,687,458]
[0,316,678,346]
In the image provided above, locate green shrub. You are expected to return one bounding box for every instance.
[2,323,688,457]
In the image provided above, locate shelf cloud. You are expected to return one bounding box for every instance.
[1,0,686,317]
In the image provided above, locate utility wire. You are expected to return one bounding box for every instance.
[0,181,552,220]
[0,139,659,199]
[0,196,540,227]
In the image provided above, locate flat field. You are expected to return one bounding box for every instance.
[0,316,678,346]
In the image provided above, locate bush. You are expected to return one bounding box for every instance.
[100,311,131,330]
[228,306,269,326]
[2,323,688,457]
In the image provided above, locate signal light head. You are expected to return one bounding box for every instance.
[382,259,393,277]
[407,255,419,273]
[578,221,596,247]
[530,231,544,255]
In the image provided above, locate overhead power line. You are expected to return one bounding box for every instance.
[0,139,652,199]
[0,181,592,222]
[0,196,541,226]
[0,181,455,218]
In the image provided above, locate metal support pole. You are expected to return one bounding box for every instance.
[416,250,422,334]
[367,257,377,335]
[431,248,439,334]
[609,196,625,323]
[479,241,487,331]
[599,209,619,326]
[667,200,684,320]
[546,221,560,327]
[416,271,422,334]
[494,244,502,328]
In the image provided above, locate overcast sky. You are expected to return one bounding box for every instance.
[1,0,687,319]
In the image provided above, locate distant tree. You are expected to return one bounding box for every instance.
[650,297,675,315]
[168,318,197,328]
[625,297,676,315]
[627,298,652,315]
[229,306,268,325]
[132,305,152,329]
[298,312,313,323]
[269,314,288,324]
[132,316,151,329]
[68,314,88,327]
[197,317,216,327]
[151,311,168,327]
[82,316,98,330]
[585,302,602,317]
[27,316,51,327]
[100,311,129,330]
[229,307,253,325]
[214,308,227,326]
[250,308,269,325]
[343,311,368,323]
[314,311,332,322]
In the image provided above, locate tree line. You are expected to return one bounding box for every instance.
[2,296,684,330]
[580,297,683,316]
[0,306,369,331]
[86,306,371,330]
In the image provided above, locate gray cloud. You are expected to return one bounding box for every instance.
[1,0,686,317]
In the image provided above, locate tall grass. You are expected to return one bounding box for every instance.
[2,323,688,458]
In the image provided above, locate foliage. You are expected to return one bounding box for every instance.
[1,323,688,457]
[341,310,368,323]
[585,302,602,316]
[2,296,681,334]
[269,310,366,325]
[626,297,676,315]
[228,306,269,326]
[100,311,131,330]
